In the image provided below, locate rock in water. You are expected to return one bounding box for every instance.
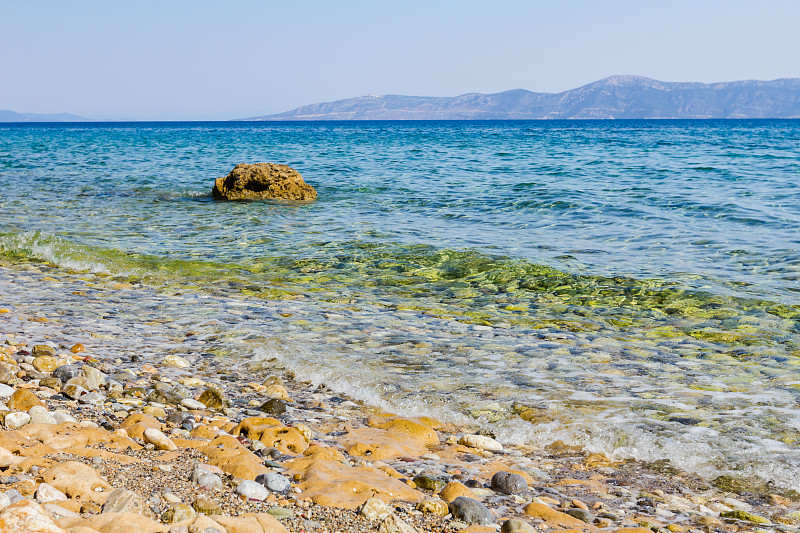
[212,163,317,201]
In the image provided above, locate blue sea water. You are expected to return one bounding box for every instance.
[1,120,800,489]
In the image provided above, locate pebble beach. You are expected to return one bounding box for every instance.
[1,263,800,533]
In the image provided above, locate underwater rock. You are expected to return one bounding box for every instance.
[212,163,317,202]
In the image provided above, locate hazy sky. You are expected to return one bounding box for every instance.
[2,1,798,120]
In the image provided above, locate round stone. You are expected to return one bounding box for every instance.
[192,497,221,515]
[7,388,44,411]
[162,503,196,523]
[491,471,528,495]
[32,356,59,374]
[258,398,287,416]
[235,480,269,501]
[255,472,291,494]
[181,398,206,410]
[28,406,57,425]
[449,496,493,525]
[502,518,537,533]
[31,345,55,357]
[4,412,31,429]
[143,428,178,451]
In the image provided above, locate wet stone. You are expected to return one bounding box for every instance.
[198,387,227,409]
[31,344,55,357]
[413,473,447,492]
[38,377,62,390]
[491,471,528,495]
[449,496,493,525]
[258,398,287,415]
[148,388,183,405]
[61,382,88,400]
[53,364,79,383]
[7,388,44,411]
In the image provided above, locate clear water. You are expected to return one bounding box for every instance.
[1,120,799,490]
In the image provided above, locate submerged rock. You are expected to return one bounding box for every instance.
[212,163,317,201]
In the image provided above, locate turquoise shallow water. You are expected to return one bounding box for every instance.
[1,120,800,490]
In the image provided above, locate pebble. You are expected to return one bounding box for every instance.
[267,507,294,519]
[0,384,13,398]
[255,472,291,494]
[4,412,31,429]
[81,365,106,390]
[413,472,447,492]
[143,428,178,451]
[7,388,44,410]
[491,471,528,494]
[162,503,196,523]
[459,434,503,452]
[192,496,221,515]
[52,411,77,424]
[32,355,59,373]
[79,391,106,405]
[61,383,88,400]
[566,507,593,522]
[258,398,287,415]
[180,398,206,410]
[449,496,494,525]
[235,480,269,501]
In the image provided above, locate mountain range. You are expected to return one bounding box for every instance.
[0,110,90,122]
[244,76,800,121]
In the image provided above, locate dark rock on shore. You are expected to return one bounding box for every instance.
[212,163,317,202]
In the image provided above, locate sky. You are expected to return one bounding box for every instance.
[1,0,799,120]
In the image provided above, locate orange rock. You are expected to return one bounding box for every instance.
[284,446,423,509]
[189,424,218,440]
[523,502,598,531]
[440,481,476,503]
[7,388,44,411]
[118,413,162,440]
[211,513,289,533]
[366,416,439,446]
[198,435,270,480]
[456,526,495,533]
[0,499,66,533]
[231,417,307,455]
[22,423,140,454]
[42,461,113,505]
[58,511,169,532]
[69,343,85,354]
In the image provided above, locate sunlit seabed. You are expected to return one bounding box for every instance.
[1,120,799,491]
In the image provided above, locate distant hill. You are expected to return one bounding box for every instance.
[242,76,800,120]
[0,110,90,122]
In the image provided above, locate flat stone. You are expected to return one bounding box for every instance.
[566,507,593,523]
[449,496,493,525]
[491,471,528,495]
[102,488,148,514]
[78,392,106,405]
[258,398,287,416]
[266,507,294,520]
[143,428,178,451]
[180,398,206,410]
[502,518,537,533]
[38,378,62,390]
[235,480,269,501]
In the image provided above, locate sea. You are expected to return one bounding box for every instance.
[1,120,799,491]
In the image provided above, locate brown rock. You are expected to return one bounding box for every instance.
[0,362,14,384]
[212,163,317,202]
[199,435,270,480]
[32,345,56,357]
[7,388,44,411]
[440,481,476,503]
[70,343,85,354]
[231,417,308,455]
[523,502,597,531]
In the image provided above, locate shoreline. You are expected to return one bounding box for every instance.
[1,293,799,533]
